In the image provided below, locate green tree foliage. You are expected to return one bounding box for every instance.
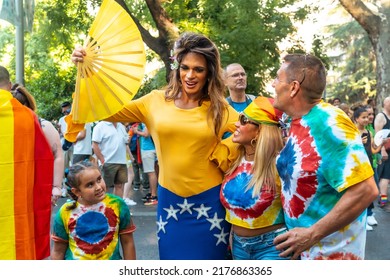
[1,0,318,120]
[25,0,95,121]
[1,0,95,121]
[124,0,313,96]
[0,25,13,61]
[326,20,376,105]
[202,0,297,95]
[338,0,390,109]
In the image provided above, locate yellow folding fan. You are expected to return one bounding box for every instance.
[72,0,146,124]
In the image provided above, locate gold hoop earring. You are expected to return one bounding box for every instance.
[250,138,257,147]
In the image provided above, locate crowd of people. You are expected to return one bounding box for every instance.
[0,31,387,260]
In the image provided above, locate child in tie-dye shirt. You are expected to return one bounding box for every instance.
[51,161,136,260]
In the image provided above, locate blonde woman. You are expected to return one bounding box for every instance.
[220,97,288,260]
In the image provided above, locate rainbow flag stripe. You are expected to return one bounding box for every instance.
[0,90,53,259]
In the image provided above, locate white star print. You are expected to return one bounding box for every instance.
[156,215,168,234]
[177,199,195,214]
[206,212,223,230]
[193,203,212,219]
[214,227,229,246]
[163,205,180,221]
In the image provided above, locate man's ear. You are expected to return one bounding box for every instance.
[290,81,300,98]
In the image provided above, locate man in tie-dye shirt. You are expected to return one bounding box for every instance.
[272,54,378,260]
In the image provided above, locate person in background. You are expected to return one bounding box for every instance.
[367,98,377,116]
[224,63,255,113]
[271,53,378,260]
[72,122,92,165]
[58,101,73,197]
[374,96,390,212]
[129,123,149,191]
[12,85,64,206]
[92,121,129,198]
[134,123,158,205]
[365,105,381,226]
[0,65,53,259]
[71,32,239,259]
[220,97,288,260]
[332,97,341,107]
[352,106,383,230]
[51,161,136,260]
[122,123,137,206]
[339,102,353,119]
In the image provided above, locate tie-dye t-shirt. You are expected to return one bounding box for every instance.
[52,193,134,260]
[276,102,373,260]
[220,159,284,229]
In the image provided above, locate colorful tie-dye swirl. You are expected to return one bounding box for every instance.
[52,193,134,259]
[276,102,373,259]
[221,159,284,229]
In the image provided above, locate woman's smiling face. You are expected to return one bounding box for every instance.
[179,52,208,97]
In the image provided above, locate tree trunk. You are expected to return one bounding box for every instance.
[338,0,390,109]
[116,0,179,81]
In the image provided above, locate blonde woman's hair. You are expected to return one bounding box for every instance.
[226,124,284,196]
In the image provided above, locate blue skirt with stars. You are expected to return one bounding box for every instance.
[157,184,231,260]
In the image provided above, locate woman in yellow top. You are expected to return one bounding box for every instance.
[71,32,238,259]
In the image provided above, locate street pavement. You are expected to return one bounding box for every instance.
[365,205,390,260]
[52,186,390,260]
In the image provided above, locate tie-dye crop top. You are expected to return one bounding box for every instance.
[220,159,284,229]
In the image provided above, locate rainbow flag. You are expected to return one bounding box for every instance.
[0,90,53,259]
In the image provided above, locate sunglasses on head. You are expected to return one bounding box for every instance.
[239,114,259,126]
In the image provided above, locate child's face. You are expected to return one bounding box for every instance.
[72,168,107,206]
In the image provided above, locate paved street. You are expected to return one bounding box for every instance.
[52,186,390,260]
[365,206,390,260]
